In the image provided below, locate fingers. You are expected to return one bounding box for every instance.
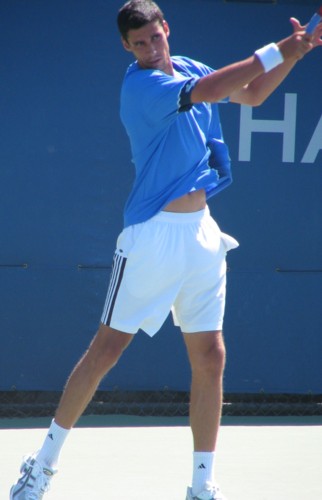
[300,37,314,58]
[279,32,313,61]
[312,23,322,46]
[286,16,322,55]
[289,17,302,32]
[297,34,314,59]
[289,16,322,45]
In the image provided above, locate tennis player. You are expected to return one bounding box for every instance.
[10,2,322,499]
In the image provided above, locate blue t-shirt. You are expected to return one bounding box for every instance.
[120,55,232,227]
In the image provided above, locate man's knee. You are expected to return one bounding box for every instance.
[86,324,133,376]
[186,331,226,380]
[198,343,225,379]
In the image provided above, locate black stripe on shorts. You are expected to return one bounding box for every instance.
[101,252,127,326]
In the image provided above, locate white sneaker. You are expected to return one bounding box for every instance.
[186,485,227,500]
[10,454,56,499]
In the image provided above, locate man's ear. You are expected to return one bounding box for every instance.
[121,37,132,52]
[163,20,170,38]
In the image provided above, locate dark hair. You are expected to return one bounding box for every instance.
[117,0,164,40]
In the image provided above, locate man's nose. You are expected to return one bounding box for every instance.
[147,42,157,54]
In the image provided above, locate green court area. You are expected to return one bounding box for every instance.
[1,415,321,499]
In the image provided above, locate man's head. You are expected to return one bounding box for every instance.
[118,0,172,74]
[117,0,164,42]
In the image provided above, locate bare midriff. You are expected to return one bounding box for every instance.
[163,189,206,213]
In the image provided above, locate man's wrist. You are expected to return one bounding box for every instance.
[254,42,284,72]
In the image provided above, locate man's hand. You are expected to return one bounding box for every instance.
[290,16,322,48]
[278,31,313,61]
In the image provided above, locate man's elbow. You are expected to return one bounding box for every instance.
[251,94,267,107]
[242,92,266,107]
[230,88,265,107]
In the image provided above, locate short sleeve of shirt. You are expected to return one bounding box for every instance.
[172,56,230,105]
[178,78,199,112]
[121,64,199,128]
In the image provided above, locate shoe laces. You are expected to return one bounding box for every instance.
[22,457,55,498]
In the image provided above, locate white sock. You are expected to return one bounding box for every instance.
[36,419,70,468]
[192,451,215,496]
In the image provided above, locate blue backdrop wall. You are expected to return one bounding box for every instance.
[0,0,321,394]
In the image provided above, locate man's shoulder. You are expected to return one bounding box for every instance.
[122,61,168,87]
[171,55,214,76]
[171,55,200,71]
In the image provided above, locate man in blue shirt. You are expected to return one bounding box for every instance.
[10,2,322,499]
[120,54,232,227]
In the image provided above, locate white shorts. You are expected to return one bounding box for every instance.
[101,206,238,337]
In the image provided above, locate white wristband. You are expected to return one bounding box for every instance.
[254,43,284,72]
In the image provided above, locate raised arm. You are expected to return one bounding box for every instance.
[230,18,322,106]
[190,17,322,106]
